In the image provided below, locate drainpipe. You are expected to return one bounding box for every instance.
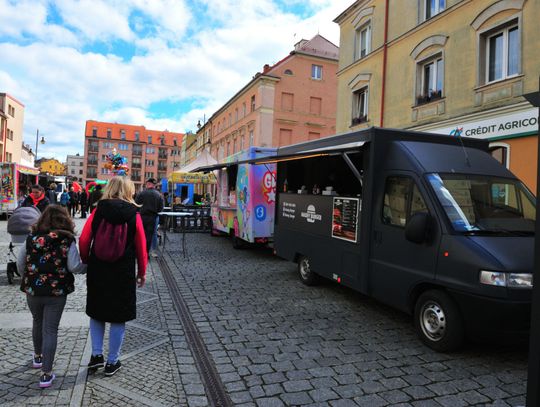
[379,0,390,127]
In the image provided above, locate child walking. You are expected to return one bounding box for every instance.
[18,205,85,388]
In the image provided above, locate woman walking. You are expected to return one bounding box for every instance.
[18,205,85,388]
[79,176,147,376]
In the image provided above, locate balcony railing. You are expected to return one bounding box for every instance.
[158,153,168,159]
[87,172,97,178]
[133,150,143,156]
[132,163,141,169]
[158,165,167,171]
[131,174,141,182]
[416,90,442,106]
[88,146,99,152]
[87,160,98,166]
[351,115,367,126]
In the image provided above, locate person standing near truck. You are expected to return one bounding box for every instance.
[135,178,163,258]
[46,183,58,204]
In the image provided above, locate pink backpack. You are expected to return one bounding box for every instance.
[93,219,128,262]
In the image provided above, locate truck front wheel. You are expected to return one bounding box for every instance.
[414,290,464,352]
[298,256,320,286]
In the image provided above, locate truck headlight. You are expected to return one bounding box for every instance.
[480,270,533,288]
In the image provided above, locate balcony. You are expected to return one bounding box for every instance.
[87,171,97,178]
[158,165,167,171]
[158,153,168,160]
[133,149,143,156]
[87,159,98,166]
[131,174,141,182]
[88,146,99,152]
[132,163,141,169]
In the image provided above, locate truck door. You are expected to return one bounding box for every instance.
[369,173,441,311]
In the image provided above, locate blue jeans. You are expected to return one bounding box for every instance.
[89,318,126,364]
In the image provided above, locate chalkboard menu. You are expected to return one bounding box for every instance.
[332,197,360,243]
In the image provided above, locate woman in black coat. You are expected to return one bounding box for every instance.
[79,177,147,376]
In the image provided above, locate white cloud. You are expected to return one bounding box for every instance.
[0,0,350,161]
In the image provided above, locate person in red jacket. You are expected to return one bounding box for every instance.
[21,184,50,213]
[79,176,147,377]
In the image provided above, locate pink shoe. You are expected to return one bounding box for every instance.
[32,355,43,369]
[39,373,55,388]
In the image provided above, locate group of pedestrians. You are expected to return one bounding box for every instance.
[15,176,152,388]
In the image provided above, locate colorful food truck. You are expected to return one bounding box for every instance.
[257,127,533,351]
[0,163,39,215]
[198,147,277,248]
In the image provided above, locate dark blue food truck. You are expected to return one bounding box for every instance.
[264,127,533,351]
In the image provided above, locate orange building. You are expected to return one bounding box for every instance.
[197,34,339,162]
[84,120,183,191]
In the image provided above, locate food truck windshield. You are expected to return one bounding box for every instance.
[427,173,536,234]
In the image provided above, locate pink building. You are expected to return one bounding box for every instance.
[199,34,339,162]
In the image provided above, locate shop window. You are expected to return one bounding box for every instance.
[489,144,509,168]
[417,55,444,105]
[352,87,368,126]
[355,22,371,60]
[311,64,322,80]
[382,177,427,227]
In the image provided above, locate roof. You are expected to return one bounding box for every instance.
[85,120,183,147]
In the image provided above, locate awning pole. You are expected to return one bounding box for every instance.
[342,152,363,187]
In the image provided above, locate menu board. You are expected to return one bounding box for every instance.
[332,197,360,243]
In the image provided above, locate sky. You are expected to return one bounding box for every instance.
[0,0,352,160]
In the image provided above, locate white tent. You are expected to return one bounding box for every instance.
[178,149,217,173]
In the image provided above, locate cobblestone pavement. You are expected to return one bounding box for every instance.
[0,218,529,406]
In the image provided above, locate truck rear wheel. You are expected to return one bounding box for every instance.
[414,290,464,352]
[298,255,320,286]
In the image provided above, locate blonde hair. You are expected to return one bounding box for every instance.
[101,177,139,205]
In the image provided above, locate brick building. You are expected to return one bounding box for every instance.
[197,34,339,162]
[83,121,184,191]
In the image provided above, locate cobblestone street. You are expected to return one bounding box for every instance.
[0,218,529,406]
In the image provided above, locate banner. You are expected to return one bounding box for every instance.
[169,171,216,184]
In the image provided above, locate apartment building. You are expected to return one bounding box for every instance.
[0,93,25,164]
[199,34,339,162]
[334,0,539,190]
[84,121,184,191]
[36,158,65,176]
[66,153,84,181]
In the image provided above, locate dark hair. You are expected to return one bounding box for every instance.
[32,204,75,237]
[31,184,44,192]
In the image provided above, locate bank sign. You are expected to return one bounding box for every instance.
[430,108,538,140]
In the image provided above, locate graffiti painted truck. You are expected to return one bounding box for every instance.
[200,147,277,249]
[269,127,533,351]
[0,163,39,215]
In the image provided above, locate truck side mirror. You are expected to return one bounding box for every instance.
[405,212,430,244]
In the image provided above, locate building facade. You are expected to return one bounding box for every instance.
[36,158,65,176]
[0,93,25,164]
[334,0,539,190]
[66,153,84,181]
[198,34,339,163]
[20,143,34,167]
[83,121,184,191]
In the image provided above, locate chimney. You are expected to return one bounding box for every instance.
[263,64,270,73]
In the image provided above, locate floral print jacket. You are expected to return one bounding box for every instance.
[20,232,75,296]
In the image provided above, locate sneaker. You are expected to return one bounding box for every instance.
[87,354,105,369]
[150,251,158,258]
[39,373,55,388]
[32,354,43,369]
[104,360,122,377]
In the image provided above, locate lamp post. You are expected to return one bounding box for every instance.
[34,129,45,160]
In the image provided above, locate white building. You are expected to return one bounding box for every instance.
[66,153,84,181]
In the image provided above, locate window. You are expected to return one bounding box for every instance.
[6,128,13,140]
[352,87,368,126]
[120,129,126,140]
[425,0,445,20]
[79,169,83,175]
[148,136,152,144]
[5,152,12,162]
[486,25,520,83]
[417,56,443,105]
[310,97,322,115]
[490,145,509,168]
[146,147,155,154]
[8,104,14,116]
[311,64,322,80]
[281,92,294,111]
[135,131,140,141]
[249,130,254,146]
[284,69,293,75]
[240,135,245,150]
[235,108,238,122]
[251,95,256,112]
[103,142,114,149]
[118,143,129,151]
[355,23,371,60]
[382,177,427,227]
[145,159,155,166]
[226,142,230,157]
[242,102,246,117]
[228,113,232,127]
[233,139,237,154]
[145,172,154,179]
[107,129,111,138]
[92,127,97,137]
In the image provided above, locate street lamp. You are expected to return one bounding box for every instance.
[35,129,45,160]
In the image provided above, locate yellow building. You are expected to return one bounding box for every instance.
[334,0,540,190]
[37,158,65,176]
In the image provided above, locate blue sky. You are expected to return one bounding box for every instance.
[0,0,350,160]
